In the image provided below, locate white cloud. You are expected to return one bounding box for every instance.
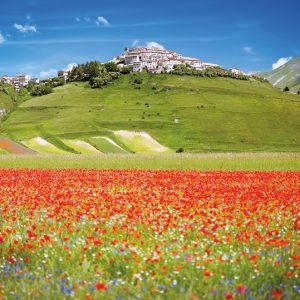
[0,33,5,44]
[132,39,140,47]
[96,16,110,27]
[146,41,165,50]
[272,57,292,70]
[39,68,57,79]
[130,40,165,49]
[243,46,253,54]
[64,63,77,72]
[75,17,81,22]
[14,23,37,33]
[84,17,91,23]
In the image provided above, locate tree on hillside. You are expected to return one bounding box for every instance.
[120,66,132,74]
[283,86,290,92]
[30,85,53,96]
[104,62,119,72]
[298,91,300,95]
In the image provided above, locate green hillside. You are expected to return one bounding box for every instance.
[259,56,300,93]
[1,74,300,152]
[0,83,31,120]
[0,91,12,118]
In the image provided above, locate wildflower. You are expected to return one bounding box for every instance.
[236,284,246,294]
[271,290,282,298]
[171,280,177,288]
[8,257,17,264]
[204,270,212,277]
[95,282,107,291]
[293,285,300,293]
[60,286,73,296]
[224,291,233,299]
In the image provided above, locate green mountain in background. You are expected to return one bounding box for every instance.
[1,74,299,153]
[259,56,300,93]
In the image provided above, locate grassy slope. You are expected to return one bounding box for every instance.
[88,137,128,154]
[259,56,300,92]
[0,84,32,120]
[22,137,70,154]
[1,74,300,152]
[0,92,13,111]
[61,139,101,154]
[0,147,8,154]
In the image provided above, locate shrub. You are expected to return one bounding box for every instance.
[30,85,53,96]
[89,77,105,89]
[133,78,143,85]
[104,62,119,72]
[120,66,131,74]
[176,147,184,153]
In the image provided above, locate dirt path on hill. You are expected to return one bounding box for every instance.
[0,138,35,154]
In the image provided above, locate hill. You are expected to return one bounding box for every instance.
[259,56,300,93]
[0,83,31,120]
[0,91,12,119]
[0,74,300,152]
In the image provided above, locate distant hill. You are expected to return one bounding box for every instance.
[1,74,299,153]
[259,56,300,93]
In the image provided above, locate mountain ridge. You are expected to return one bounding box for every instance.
[259,56,300,93]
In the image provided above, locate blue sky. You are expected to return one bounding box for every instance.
[0,0,299,78]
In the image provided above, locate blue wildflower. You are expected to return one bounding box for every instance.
[293,285,300,293]
[157,285,165,290]
[61,285,73,296]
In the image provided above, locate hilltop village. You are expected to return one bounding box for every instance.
[0,75,39,91]
[113,47,221,73]
[1,47,246,90]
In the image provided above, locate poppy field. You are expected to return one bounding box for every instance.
[0,169,299,299]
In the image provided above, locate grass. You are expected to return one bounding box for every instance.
[0,153,299,170]
[0,147,8,154]
[0,92,13,114]
[21,137,70,154]
[1,74,299,152]
[114,131,171,154]
[61,139,101,154]
[88,137,128,154]
[0,84,31,119]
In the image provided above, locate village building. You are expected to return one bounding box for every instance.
[29,78,40,84]
[229,68,246,75]
[58,70,68,82]
[1,74,31,90]
[12,75,31,87]
[121,47,220,73]
[1,75,12,84]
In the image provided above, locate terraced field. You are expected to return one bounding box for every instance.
[61,139,101,154]
[0,137,35,154]
[114,130,171,154]
[21,137,70,154]
[88,137,127,154]
[0,132,169,155]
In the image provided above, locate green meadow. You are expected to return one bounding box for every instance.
[0,153,299,170]
[1,74,300,153]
